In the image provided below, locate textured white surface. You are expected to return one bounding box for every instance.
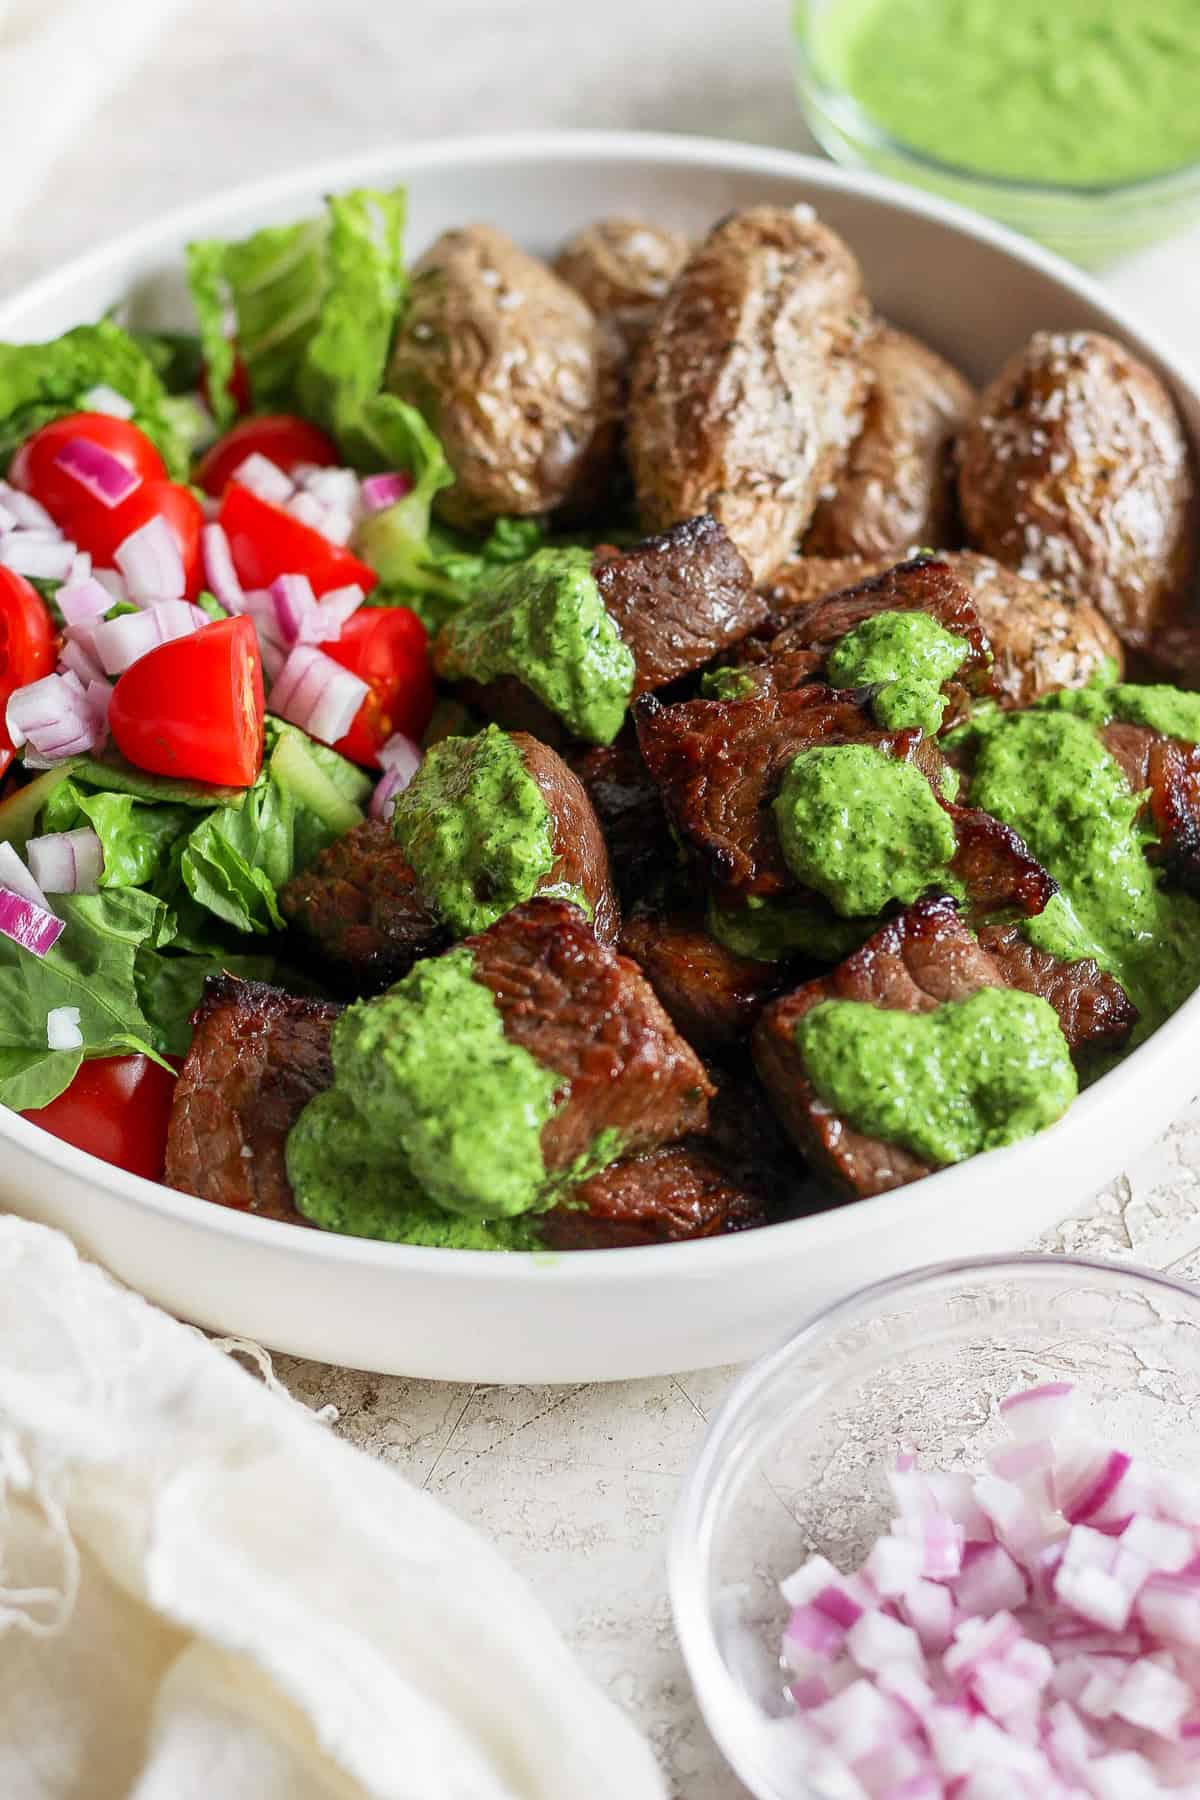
[8,3,1200,1794]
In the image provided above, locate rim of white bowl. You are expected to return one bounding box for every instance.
[1,128,1198,1282]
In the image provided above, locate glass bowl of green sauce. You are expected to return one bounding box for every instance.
[792,0,1200,265]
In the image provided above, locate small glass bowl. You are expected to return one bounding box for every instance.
[670,1254,1200,1800]
[790,1,1200,266]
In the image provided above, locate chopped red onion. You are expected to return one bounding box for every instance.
[297,581,364,645]
[285,490,332,534]
[260,638,287,685]
[0,499,17,535]
[93,569,128,605]
[0,841,52,911]
[233,454,293,506]
[93,601,206,675]
[80,384,134,419]
[370,734,423,821]
[771,1384,1200,1795]
[115,514,186,603]
[58,576,115,627]
[53,436,141,508]
[0,532,78,581]
[59,637,106,688]
[5,672,98,761]
[68,551,92,583]
[298,465,361,515]
[360,470,413,513]
[46,1005,83,1051]
[269,645,368,746]
[0,483,56,531]
[0,885,64,957]
[27,828,104,896]
[316,505,355,546]
[201,522,245,611]
[270,573,318,644]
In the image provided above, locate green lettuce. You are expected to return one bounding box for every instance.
[0,888,170,1109]
[0,320,191,477]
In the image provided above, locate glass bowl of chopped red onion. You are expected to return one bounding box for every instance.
[670,1254,1200,1799]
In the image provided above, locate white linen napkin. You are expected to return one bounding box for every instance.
[0,1215,666,1800]
[0,0,188,242]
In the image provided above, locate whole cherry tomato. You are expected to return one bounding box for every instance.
[219,482,377,599]
[0,568,56,778]
[22,1053,178,1182]
[196,414,338,497]
[10,412,166,521]
[326,606,434,767]
[109,615,265,787]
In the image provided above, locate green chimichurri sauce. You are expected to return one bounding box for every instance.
[797,988,1077,1164]
[812,0,1200,188]
[967,709,1200,1038]
[391,725,555,937]
[435,546,636,745]
[826,609,971,735]
[773,743,959,918]
[708,895,872,964]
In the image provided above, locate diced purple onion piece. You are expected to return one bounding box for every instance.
[232,453,293,506]
[93,600,203,675]
[52,436,141,509]
[201,522,245,611]
[0,841,53,911]
[297,582,364,645]
[0,484,56,531]
[80,384,134,419]
[46,1005,83,1050]
[27,827,103,896]
[0,885,64,957]
[0,533,78,581]
[270,572,318,645]
[115,514,186,603]
[270,644,368,747]
[360,471,413,513]
[58,576,115,627]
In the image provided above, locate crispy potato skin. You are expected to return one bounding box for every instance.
[554,217,691,358]
[958,330,1197,650]
[626,205,873,583]
[805,324,974,559]
[387,224,617,528]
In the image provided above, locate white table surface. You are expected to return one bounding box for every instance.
[7,3,1200,1793]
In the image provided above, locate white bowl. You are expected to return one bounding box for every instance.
[1,131,1197,1384]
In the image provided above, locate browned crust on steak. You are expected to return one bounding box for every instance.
[568,736,674,907]
[753,896,1002,1196]
[1100,722,1200,896]
[634,684,946,903]
[513,732,619,943]
[542,1141,770,1248]
[977,924,1138,1052]
[278,820,449,998]
[593,514,767,694]
[465,899,714,1172]
[164,976,340,1220]
[619,907,788,1052]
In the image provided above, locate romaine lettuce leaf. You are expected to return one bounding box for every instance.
[296,188,407,441]
[0,320,191,477]
[41,780,192,889]
[0,887,169,1109]
[135,945,283,1057]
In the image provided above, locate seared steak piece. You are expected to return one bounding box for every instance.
[753,896,1005,1197]
[542,1141,770,1249]
[279,820,448,998]
[1100,722,1200,896]
[593,514,767,695]
[948,803,1056,920]
[977,924,1138,1053]
[466,898,714,1173]
[620,907,788,1052]
[635,684,946,904]
[569,736,674,907]
[514,732,620,943]
[164,976,340,1220]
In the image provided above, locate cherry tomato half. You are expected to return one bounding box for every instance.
[0,568,56,778]
[110,614,265,787]
[196,414,338,498]
[219,482,377,599]
[326,606,434,767]
[22,1053,177,1182]
[79,479,206,598]
[10,412,167,523]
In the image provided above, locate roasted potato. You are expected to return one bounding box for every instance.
[627,205,873,584]
[958,330,1197,650]
[387,224,617,529]
[554,217,690,358]
[804,324,974,559]
[943,551,1123,709]
[760,553,873,620]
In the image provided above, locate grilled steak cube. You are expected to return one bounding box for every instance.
[465,898,714,1173]
[164,976,340,1220]
[279,820,449,998]
[635,684,946,904]
[569,736,675,908]
[516,732,620,942]
[542,1141,770,1248]
[619,907,789,1052]
[977,924,1138,1052]
[592,514,767,694]
[1101,722,1200,896]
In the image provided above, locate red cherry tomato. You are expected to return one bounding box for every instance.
[22,1054,177,1182]
[0,568,56,778]
[218,482,377,599]
[110,615,265,787]
[326,606,434,767]
[200,350,252,419]
[196,414,338,498]
[80,479,206,599]
[10,412,167,522]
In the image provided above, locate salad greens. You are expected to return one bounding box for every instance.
[0,320,192,478]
